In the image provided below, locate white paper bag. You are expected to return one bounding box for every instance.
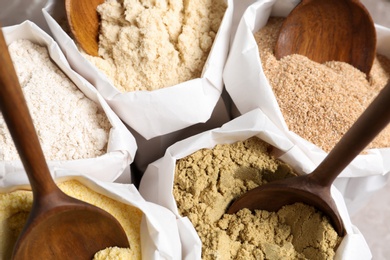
[139,108,372,260]
[42,0,233,140]
[0,170,182,260]
[0,21,137,183]
[223,0,390,214]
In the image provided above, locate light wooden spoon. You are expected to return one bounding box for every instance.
[274,0,376,76]
[65,0,104,56]
[0,28,129,259]
[227,81,390,236]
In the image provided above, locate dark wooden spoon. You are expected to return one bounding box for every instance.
[227,81,390,236]
[274,0,376,76]
[65,0,104,56]
[0,28,129,259]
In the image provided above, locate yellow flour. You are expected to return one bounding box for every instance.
[0,180,142,259]
[93,246,135,260]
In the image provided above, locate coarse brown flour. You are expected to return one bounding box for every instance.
[84,0,227,92]
[173,137,341,259]
[0,39,111,161]
[255,17,390,152]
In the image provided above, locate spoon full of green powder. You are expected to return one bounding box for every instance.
[227,81,390,236]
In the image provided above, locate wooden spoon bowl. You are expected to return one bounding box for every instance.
[227,81,390,236]
[12,196,130,259]
[0,27,129,259]
[274,0,376,76]
[65,0,104,56]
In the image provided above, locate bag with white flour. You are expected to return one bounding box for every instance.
[0,21,137,184]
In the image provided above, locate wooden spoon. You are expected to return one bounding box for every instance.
[65,0,104,56]
[274,0,376,76]
[0,28,129,259]
[227,81,390,236]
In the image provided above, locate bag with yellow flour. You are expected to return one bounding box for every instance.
[0,171,182,259]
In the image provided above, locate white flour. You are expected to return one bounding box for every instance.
[0,39,111,161]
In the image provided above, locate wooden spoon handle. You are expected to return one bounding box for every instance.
[312,81,390,186]
[0,28,58,196]
[301,0,367,6]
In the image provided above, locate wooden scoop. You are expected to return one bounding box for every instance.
[227,81,390,236]
[65,0,104,56]
[0,28,129,259]
[274,0,376,76]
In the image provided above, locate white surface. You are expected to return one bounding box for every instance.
[351,179,390,260]
[0,0,49,31]
[361,0,390,28]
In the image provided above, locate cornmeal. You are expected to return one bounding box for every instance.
[93,246,135,260]
[0,181,142,259]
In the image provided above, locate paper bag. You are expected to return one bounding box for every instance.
[0,21,137,183]
[223,0,390,214]
[0,170,182,259]
[139,108,372,259]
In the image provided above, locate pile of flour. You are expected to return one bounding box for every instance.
[0,40,111,161]
[85,0,227,92]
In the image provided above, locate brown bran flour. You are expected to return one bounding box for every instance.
[255,17,390,152]
[173,137,341,259]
